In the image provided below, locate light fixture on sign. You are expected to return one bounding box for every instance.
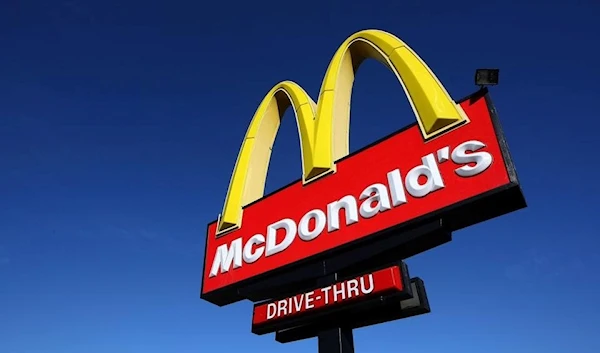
[475,68,499,87]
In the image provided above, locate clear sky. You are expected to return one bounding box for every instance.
[1,1,599,352]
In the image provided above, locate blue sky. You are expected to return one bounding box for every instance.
[1,1,599,352]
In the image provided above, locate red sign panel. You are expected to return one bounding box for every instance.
[202,92,518,301]
[252,265,405,327]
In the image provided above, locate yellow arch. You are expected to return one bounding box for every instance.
[314,29,468,165]
[217,29,468,234]
[217,81,328,233]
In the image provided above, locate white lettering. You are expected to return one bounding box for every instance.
[265,219,296,257]
[267,303,277,320]
[359,183,392,218]
[277,299,287,317]
[333,282,346,302]
[387,169,407,206]
[346,279,360,298]
[305,291,315,309]
[293,295,304,312]
[265,289,323,321]
[322,285,332,305]
[360,274,374,294]
[210,139,496,277]
[327,195,359,232]
[209,238,242,277]
[451,140,493,177]
[298,209,327,241]
[242,234,265,264]
[405,153,445,198]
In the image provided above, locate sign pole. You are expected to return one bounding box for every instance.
[318,327,354,353]
[315,272,355,353]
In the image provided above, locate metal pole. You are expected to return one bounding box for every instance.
[318,327,354,353]
[316,272,355,353]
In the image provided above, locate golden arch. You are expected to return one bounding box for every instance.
[217,29,468,234]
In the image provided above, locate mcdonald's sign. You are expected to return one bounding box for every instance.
[201,29,526,306]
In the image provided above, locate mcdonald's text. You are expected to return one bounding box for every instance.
[202,93,515,297]
[209,139,491,278]
[252,265,404,326]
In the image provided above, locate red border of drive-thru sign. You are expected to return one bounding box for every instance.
[201,89,525,306]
